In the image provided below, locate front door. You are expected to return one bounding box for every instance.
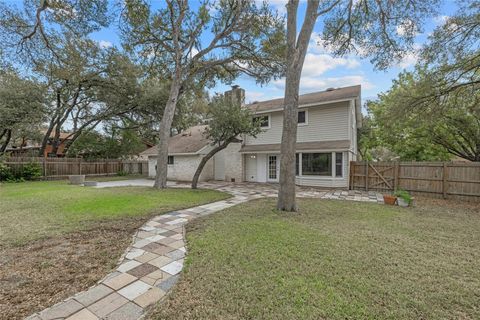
[267,155,279,182]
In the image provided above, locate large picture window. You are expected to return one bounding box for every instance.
[301,153,332,176]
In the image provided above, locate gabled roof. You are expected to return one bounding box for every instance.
[246,85,362,128]
[140,125,210,156]
[246,85,360,112]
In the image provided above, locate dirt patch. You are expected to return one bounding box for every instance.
[415,196,480,215]
[0,218,145,320]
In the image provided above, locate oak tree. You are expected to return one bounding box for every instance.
[278,0,438,211]
[121,0,285,188]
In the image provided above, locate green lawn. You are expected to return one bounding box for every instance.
[0,180,229,246]
[150,198,480,320]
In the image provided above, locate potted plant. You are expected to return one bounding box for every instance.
[394,189,412,207]
[383,194,397,205]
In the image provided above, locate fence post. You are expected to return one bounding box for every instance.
[365,161,369,191]
[42,157,47,179]
[443,162,448,199]
[394,162,399,191]
[78,159,82,175]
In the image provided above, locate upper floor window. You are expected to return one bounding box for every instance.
[298,110,307,124]
[167,156,174,165]
[253,115,270,128]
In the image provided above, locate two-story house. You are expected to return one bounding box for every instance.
[141,85,361,188]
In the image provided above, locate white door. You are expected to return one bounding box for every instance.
[214,150,225,180]
[267,155,279,182]
[245,155,257,182]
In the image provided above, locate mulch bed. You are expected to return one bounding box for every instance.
[0,218,146,320]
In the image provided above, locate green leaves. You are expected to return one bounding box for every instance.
[205,94,262,146]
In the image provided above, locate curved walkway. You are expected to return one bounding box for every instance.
[26,181,383,320]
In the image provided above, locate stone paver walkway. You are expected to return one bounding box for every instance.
[26,181,382,320]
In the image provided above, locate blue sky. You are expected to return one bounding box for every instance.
[12,0,457,107]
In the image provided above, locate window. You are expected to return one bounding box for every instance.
[253,115,269,128]
[167,156,174,165]
[295,153,299,176]
[335,152,343,177]
[298,110,306,124]
[301,153,332,176]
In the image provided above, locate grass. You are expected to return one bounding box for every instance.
[0,180,229,246]
[150,198,480,320]
[0,179,229,320]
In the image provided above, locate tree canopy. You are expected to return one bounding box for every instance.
[360,1,480,162]
[0,69,45,152]
[121,0,286,188]
[191,94,262,188]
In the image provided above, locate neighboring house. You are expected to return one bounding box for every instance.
[5,130,73,157]
[141,85,361,188]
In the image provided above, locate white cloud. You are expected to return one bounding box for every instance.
[433,15,450,26]
[308,32,333,54]
[190,47,199,58]
[272,75,374,92]
[397,52,418,68]
[98,40,113,48]
[263,0,288,15]
[396,19,418,37]
[245,91,265,103]
[302,53,360,78]
[396,43,421,68]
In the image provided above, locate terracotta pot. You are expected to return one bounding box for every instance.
[383,194,397,205]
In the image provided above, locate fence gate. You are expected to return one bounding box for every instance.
[350,161,397,192]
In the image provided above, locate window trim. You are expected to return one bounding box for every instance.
[294,151,345,179]
[253,114,271,129]
[298,109,308,126]
[301,152,332,177]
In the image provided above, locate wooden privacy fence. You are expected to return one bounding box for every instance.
[3,157,148,179]
[350,161,480,201]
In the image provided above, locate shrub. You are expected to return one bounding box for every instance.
[21,162,42,180]
[394,189,412,205]
[117,170,128,176]
[0,163,14,181]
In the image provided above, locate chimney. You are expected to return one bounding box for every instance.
[224,85,245,107]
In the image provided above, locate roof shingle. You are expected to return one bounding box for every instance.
[140,125,210,156]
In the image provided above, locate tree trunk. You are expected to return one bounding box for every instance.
[191,140,231,189]
[39,121,55,157]
[154,77,182,189]
[0,129,11,153]
[51,123,62,155]
[277,0,319,211]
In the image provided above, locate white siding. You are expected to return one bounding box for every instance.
[245,102,350,145]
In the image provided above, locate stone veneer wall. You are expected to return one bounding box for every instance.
[223,142,243,182]
[148,155,214,182]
